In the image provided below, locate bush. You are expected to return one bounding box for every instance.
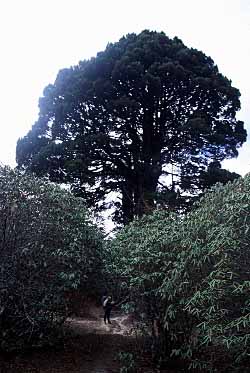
[106,210,180,362]
[118,351,136,373]
[109,175,250,371]
[164,175,250,371]
[0,167,103,351]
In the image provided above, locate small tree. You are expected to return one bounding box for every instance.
[0,166,103,351]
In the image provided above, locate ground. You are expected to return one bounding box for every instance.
[0,303,171,373]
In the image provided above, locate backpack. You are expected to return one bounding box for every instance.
[101,295,108,307]
[103,298,109,307]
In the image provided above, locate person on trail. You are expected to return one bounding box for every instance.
[102,295,115,324]
[102,294,129,324]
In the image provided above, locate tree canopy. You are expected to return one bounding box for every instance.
[16,30,246,224]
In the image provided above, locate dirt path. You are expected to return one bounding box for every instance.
[0,306,157,373]
[62,309,137,372]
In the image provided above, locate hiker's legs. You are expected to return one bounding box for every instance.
[104,309,108,324]
[106,308,112,324]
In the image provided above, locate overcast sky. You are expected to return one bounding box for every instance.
[0,0,249,175]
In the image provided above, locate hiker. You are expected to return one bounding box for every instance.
[102,295,115,324]
[102,294,129,324]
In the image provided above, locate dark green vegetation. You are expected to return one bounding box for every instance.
[16,30,245,224]
[7,30,249,372]
[0,166,103,351]
[2,167,249,372]
[106,175,250,372]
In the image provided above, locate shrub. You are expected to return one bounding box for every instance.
[0,166,103,351]
[106,210,180,362]
[163,175,250,371]
[109,175,250,371]
[118,351,136,373]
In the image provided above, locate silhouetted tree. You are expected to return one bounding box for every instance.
[16,30,246,224]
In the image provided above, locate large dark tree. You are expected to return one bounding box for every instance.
[16,30,246,224]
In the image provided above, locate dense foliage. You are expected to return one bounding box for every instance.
[107,175,250,371]
[0,167,103,351]
[16,30,246,224]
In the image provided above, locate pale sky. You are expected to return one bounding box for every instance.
[0,0,249,175]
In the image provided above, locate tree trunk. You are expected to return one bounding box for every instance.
[133,165,160,218]
[121,180,134,225]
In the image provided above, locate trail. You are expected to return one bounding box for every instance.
[62,307,137,372]
[0,305,157,373]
